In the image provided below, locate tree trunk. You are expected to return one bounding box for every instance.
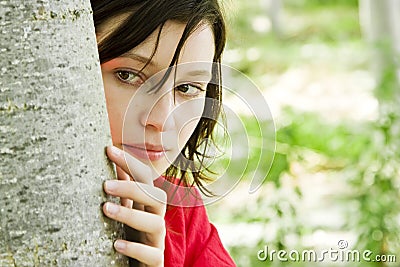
[0,1,128,266]
[260,0,284,38]
[359,0,400,87]
[268,0,283,38]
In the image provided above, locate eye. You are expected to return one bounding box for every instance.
[115,70,143,86]
[175,84,206,98]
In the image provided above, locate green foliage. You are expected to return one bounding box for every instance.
[277,108,371,161]
[346,65,400,260]
[225,0,361,78]
[214,0,400,266]
[266,152,289,187]
[285,0,358,9]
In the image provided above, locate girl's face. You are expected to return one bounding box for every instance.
[99,20,215,176]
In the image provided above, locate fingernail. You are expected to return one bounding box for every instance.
[104,180,117,191]
[105,202,119,215]
[109,146,121,156]
[114,240,126,251]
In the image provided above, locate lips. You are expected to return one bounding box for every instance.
[122,143,167,161]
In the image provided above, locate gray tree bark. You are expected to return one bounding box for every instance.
[0,1,128,266]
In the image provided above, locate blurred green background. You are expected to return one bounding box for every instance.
[206,0,400,266]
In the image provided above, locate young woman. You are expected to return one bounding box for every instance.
[91,0,235,266]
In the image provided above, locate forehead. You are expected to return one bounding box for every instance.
[130,21,215,71]
[98,15,215,72]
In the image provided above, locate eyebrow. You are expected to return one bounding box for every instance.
[120,52,157,68]
[180,70,212,82]
[120,52,212,80]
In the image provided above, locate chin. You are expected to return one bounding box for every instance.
[146,158,172,179]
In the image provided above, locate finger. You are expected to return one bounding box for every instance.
[104,180,167,215]
[114,240,164,267]
[116,166,133,208]
[133,201,144,212]
[103,202,166,245]
[107,146,158,185]
[116,165,131,181]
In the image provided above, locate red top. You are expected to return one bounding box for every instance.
[154,177,236,267]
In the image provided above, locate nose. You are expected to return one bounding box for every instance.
[140,90,175,132]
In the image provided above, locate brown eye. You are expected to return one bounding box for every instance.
[117,71,135,81]
[175,84,205,97]
[115,70,143,86]
[177,84,190,93]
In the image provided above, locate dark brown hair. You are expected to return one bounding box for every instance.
[91,0,226,196]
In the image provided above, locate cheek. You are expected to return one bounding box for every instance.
[174,99,205,148]
[177,118,201,148]
[102,73,132,144]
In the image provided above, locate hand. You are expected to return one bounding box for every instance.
[103,146,167,267]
